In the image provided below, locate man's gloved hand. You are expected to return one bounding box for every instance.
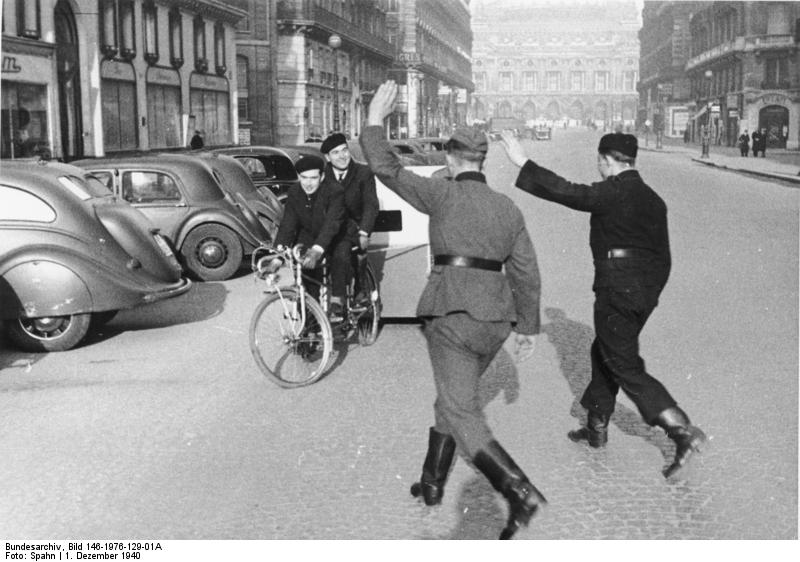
[358,234,370,251]
[302,246,324,269]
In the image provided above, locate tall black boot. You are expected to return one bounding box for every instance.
[567,411,609,448]
[472,441,547,540]
[410,427,456,506]
[654,407,707,478]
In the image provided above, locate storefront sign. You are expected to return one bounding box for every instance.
[2,56,22,73]
[101,60,135,81]
[0,52,52,80]
[237,127,251,146]
[757,93,790,105]
[190,73,228,92]
[147,67,180,86]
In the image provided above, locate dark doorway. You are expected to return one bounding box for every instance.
[55,0,84,161]
[759,104,789,149]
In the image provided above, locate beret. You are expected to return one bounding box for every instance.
[445,127,488,153]
[320,132,348,154]
[294,155,325,174]
[598,133,638,159]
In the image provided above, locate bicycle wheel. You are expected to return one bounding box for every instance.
[249,288,333,388]
[357,263,381,346]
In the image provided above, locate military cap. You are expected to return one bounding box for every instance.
[446,127,488,153]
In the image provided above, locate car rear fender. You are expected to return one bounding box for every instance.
[173,211,264,252]
[0,261,91,319]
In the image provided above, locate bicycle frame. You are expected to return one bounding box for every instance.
[252,244,319,337]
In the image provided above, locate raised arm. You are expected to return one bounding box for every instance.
[360,81,447,215]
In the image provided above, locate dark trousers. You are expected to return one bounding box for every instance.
[328,237,353,301]
[424,313,511,457]
[580,287,676,424]
[328,237,368,302]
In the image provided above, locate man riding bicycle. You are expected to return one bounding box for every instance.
[320,132,380,310]
[264,155,346,321]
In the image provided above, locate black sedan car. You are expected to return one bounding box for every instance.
[207,146,303,202]
[0,160,191,351]
[73,154,270,281]
[193,152,283,242]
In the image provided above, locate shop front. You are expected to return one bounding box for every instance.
[1,40,56,160]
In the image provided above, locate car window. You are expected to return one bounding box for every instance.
[0,185,56,222]
[269,156,297,181]
[237,157,266,176]
[121,171,181,203]
[91,170,115,190]
[393,145,414,154]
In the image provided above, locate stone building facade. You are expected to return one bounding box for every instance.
[470,0,640,131]
[385,0,473,138]
[638,1,699,139]
[1,0,245,161]
[274,0,395,145]
[229,0,279,146]
[640,1,799,149]
[686,2,799,149]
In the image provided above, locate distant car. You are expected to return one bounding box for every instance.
[193,152,283,242]
[72,153,270,281]
[533,126,552,141]
[0,160,191,351]
[207,146,304,202]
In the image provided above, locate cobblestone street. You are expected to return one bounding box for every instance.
[1,130,797,547]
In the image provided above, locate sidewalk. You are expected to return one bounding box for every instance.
[637,134,800,185]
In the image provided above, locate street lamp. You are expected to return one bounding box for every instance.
[328,34,341,132]
[701,69,713,158]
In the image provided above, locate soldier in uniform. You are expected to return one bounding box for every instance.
[499,131,707,479]
[361,81,546,540]
[320,133,380,319]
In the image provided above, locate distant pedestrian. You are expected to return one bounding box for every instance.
[738,129,750,157]
[683,128,690,144]
[500,130,708,480]
[752,128,766,158]
[190,130,204,150]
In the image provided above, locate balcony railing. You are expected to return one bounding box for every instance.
[277,3,394,58]
[686,34,795,70]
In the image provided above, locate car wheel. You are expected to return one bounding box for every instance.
[5,313,92,352]
[181,224,243,281]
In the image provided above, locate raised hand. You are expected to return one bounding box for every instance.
[499,131,529,167]
[367,80,398,126]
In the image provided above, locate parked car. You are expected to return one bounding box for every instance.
[72,153,269,281]
[0,160,191,351]
[533,126,553,140]
[207,146,303,202]
[348,140,426,167]
[193,152,283,242]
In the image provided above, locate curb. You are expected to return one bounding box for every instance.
[690,157,800,185]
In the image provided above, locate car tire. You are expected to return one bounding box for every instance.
[181,224,243,281]
[5,313,92,352]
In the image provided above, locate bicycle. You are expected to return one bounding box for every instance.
[249,243,381,388]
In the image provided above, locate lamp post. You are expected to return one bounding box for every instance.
[328,34,341,132]
[701,69,713,158]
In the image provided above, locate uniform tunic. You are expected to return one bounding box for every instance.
[515,161,676,423]
[361,125,541,455]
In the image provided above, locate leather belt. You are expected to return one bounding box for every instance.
[434,255,503,272]
[606,248,652,259]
